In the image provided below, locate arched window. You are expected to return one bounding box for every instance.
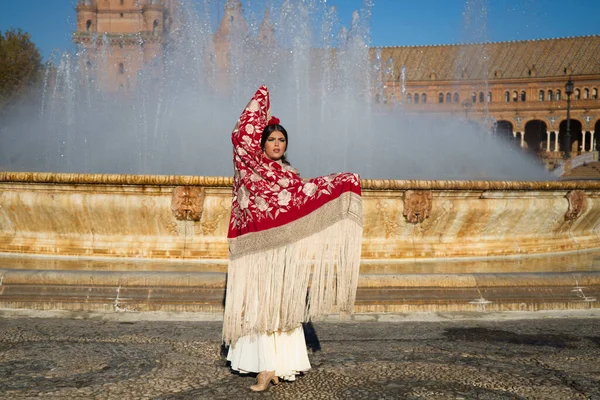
[406,93,412,104]
[479,92,484,103]
[575,88,580,100]
[520,90,526,101]
[471,92,476,103]
[153,19,159,36]
[119,63,124,74]
[120,0,124,5]
[422,93,427,104]
[539,90,544,101]
[512,91,518,102]
[453,92,459,103]
[487,91,492,102]
[547,90,553,101]
[446,92,452,103]
[593,88,598,100]
[86,20,92,32]
[414,93,420,104]
[504,91,510,102]
[438,93,444,103]
[556,89,561,101]
[584,88,589,100]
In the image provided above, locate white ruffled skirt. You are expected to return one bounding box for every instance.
[227,325,311,381]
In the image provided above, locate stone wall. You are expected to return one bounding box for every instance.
[1,172,600,261]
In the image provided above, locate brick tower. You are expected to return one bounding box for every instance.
[73,0,278,94]
[73,0,175,92]
[212,0,247,76]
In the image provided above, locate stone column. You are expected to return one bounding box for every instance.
[519,132,524,148]
[591,130,596,152]
[546,131,551,152]
[553,131,560,152]
[582,131,588,152]
[512,131,525,148]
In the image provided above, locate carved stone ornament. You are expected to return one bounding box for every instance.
[565,190,586,221]
[402,190,433,224]
[171,186,205,221]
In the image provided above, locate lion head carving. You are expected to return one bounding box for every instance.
[403,190,433,224]
[171,186,205,221]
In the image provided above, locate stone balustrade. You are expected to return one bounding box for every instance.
[1,172,600,260]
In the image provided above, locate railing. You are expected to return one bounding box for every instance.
[552,151,599,177]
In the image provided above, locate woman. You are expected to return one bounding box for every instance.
[223,86,363,391]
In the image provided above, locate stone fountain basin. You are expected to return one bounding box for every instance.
[0,172,599,314]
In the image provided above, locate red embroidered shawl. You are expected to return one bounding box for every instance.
[228,86,362,256]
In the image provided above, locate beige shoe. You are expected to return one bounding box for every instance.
[250,371,279,392]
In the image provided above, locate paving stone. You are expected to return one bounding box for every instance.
[0,316,599,399]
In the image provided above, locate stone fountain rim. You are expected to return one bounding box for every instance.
[0,171,598,191]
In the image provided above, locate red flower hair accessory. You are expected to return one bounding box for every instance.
[267,116,280,126]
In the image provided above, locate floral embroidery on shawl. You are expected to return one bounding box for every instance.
[228,86,361,246]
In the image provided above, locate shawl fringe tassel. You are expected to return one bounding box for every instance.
[223,218,362,345]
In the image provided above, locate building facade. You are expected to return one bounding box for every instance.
[73,0,175,91]
[377,37,600,167]
[73,0,600,166]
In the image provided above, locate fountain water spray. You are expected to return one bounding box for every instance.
[0,0,552,181]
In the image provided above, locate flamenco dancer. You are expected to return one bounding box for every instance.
[223,86,363,391]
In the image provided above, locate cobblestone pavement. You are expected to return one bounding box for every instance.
[1,312,599,399]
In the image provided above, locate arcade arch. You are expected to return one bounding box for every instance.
[524,120,547,153]
[493,120,516,146]
[558,118,584,154]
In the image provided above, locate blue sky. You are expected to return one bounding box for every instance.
[0,0,599,62]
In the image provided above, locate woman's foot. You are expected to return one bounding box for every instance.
[250,371,279,392]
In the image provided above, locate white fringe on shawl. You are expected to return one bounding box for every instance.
[223,202,362,345]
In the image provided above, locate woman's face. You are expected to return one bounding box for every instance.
[263,130,287,161]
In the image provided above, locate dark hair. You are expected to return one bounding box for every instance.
[260,124,290,165]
